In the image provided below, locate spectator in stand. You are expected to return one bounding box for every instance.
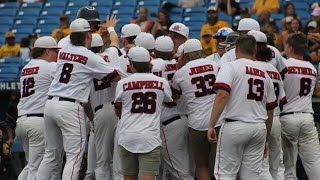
[215,0,240,17]
[51,15,70,42]
[240,7,251,19]
[200,6,229,54]
[257,10,272,29]
[19,37,30,60]
[281,17,302,54]
[131,7,154,33]
[152,10,172,38]
[201,29,214,56]
[306,21,320,64]
[252,0,279,15]
[178,0,205,8]
[29,33,38,48]
[311,7,320,27]
[0,32,20,58]
[281,3,298,32]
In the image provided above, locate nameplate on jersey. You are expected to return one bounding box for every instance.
[246,66,266,78]
[123,81,164,91]
[266,71,281,80]
[21,67,39,76]
[59,52,88,65]
[189,64,214,75]
[287,66,316,77]
[0,81,20,90]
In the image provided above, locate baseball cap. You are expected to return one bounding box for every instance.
[311,2,319,11]
[127,46,150,62]
[312,7,320,17]
[247,30,267,43]
[5,32,15,38]
[134,32,155,50]
[121,24,141,38]
[91,33,103,47]
[155,36,174,52]
[207,6,217,12]
[285,16,294,23]
[77,6,100,22]
[70,18,91,33]
[169,22,189,38]
[176,44,184,57]
[34,36,59,49]
[183,39,202,53]
[308,21,318,28]
[220,32,239,46]
[213,27,233,39]
[237,18,260,31]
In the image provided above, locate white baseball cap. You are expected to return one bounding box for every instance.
[121,24,141,38]
[169,22,189,38]
[312,7,320,16]
[213,27,233,39]
[34,36,59,48]
[70,18,91,33]
[308,21,318,28]
[175,44,184,57]
[183,39,202,53]
[134,32,155,50]
[127,46,150,62]
[207,6,217,12]
[91,33,103,47]
[247,30,267,43]
[155,36,174,52]
[237,18,260,31]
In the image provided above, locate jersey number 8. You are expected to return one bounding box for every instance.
[59,63,74,84]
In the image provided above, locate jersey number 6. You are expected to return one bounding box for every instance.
[131,92,157,114]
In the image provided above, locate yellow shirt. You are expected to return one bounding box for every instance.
[0,44,20,58]
[252,0,279,15]
[200,21,229,55]
[51,27,71,41]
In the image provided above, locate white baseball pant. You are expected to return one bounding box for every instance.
[260,115,282,180]
[93,102,117,180]
[16,116,45,180]
[160,115,194,180]
[37,98,86,180]
[113,121,123,180]
[214,121,266,180]
[280,113,320,180]
[84,125,96,180]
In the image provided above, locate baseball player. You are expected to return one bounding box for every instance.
[208,35,277,180]
[114,46,173,180]
[171,39,219,180]
[220,18,288,78]
[36,18,120,180]
[151,36,193,180]
[280,32,320,180]
[248,30,287,180]
[16,36,59,180]
[169,22,189,54]
[134,32,155,56]
[205,27,233,63]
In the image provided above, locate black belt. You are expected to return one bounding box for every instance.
[225,118,238,122]
[95,104,103,112]
[19,113,44,118]
[48,96,82,105]
[162,116,181,126]
[280,112,313,117]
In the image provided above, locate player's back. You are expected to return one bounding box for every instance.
[172,58,219,130]
[18,59,56,116]
[215,59,276,123]
[115,73,172,152]
[282,58,317,113]
[48,45,117,103]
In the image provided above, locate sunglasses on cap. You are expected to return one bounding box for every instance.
[215,31,229,37]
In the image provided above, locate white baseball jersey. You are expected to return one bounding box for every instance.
[151,58,185,121]
[48,45,119,103]
[220,45,288,77]
[213,58,277,123]
[116,54,133,77]
[18,59,56,116]
[259,61,287,116]
[205,53,221,65]
[171,58,219,131]
[114,73,173,153]
[282,58,318,113]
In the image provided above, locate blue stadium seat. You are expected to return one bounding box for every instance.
[11,28,34,36]
[64,8,79,17]
[171,15,183,22]
[113,0,136,8]
[271,14,284,21]
[239,0,252,3]
[296,10,310,19]
[17,9,41,17]
[164,0,179,5]
[90,0,113,7]
[0,25,11,34]
[184,7,207,15]
[0,66,20,80]
[95,6,111,17]
[67,1,89,8]
[117,15,133,23]
[41,8,65,17]
[135,6,159,16]
[0,17,14,26]
[292,2,309,11]
[36,24,59,31]
[37,17,60,26]
[0,2,20,9]
[111,7,135,15]
[183,15,207,22]
[13,24,35,32]
[170,8,184,15]
[1,57,23,64]
[20,2,43,9]
[0,9,17,17]
[137,0,161,7]
[14,18,38,26]
[189,31,200,39]
[44,1,66,9]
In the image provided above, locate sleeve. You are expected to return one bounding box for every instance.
[277,57,288,79]
[278,79,287,111]
[220,49,235,64]
[171,70,182,95]
[49,63,57,80]
[162,79,173,103]
[265,76,278,110]
[114,80,123,108]
[213,63,233,94]
[91,54,119,81]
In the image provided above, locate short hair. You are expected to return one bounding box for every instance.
[126,36,137,44]
[70,32,86,46]
[90,46,102,53]
[184,50,205,61]
[286,32,308,56]
[154,50,173,60]
[130,61,153,73]
[256,43,273,62]
[235,35,257,56]
[31,48,46,58]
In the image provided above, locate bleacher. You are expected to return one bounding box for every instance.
[0,0,316,82]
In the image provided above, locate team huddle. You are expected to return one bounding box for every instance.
[15,6,320,180]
